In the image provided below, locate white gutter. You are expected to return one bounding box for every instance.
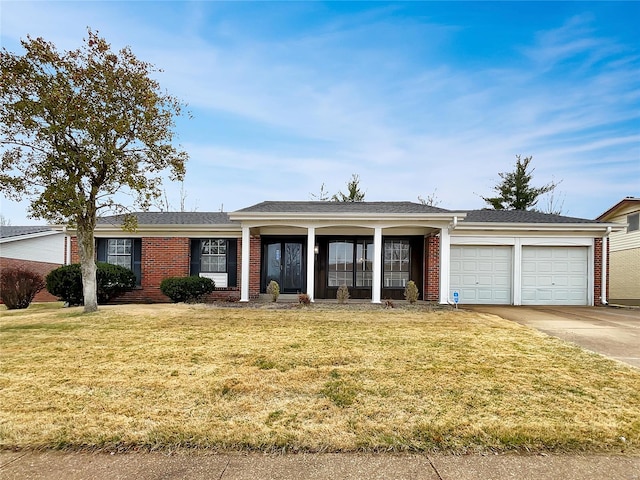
[455,222,625,233]
[229,212,467,222]
[601,226,611,306]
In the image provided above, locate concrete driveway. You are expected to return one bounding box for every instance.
[464,305,640,368]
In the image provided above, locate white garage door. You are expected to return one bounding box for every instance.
[450,246,512,304]
[521,247,588,305]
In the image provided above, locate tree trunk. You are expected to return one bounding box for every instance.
[76,224,98,313]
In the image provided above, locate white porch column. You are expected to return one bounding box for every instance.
[240,226,250,302]
[372,226,382,303]
[439,227,451,304]
[306,227,316,302]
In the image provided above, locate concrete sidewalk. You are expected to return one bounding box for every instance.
[1,452,639,480]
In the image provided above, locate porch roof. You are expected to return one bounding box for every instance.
[234,201,451,214]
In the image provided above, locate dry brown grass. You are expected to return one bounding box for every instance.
[1,303,639,453]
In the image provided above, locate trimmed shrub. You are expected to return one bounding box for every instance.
[0,267,45,309]
[46,262,136,306]
[46,264,83,305]
[96,263,137,304]
[160,276,215,303]
[298,293,311,305]
[404,280,419,304]
[266,280,280,302]
[336,284,350,304]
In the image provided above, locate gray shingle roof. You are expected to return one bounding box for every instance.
[235,201,452,214]
[92,206,605,226]
[0,225,54,239]
[461,209,602,224]
[96,212,236,226]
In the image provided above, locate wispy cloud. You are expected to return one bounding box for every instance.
[1,2,638,224]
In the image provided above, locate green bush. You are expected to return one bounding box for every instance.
[46,262,136,306]
[46,264,83,305]
[0,267,45,309]
[96,263,137,303]
[404,280,419,304]
[160,276,215,303]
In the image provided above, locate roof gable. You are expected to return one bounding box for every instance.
[596,197,640,221]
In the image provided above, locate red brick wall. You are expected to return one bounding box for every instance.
[71,236,243,304]
[0,257,61,302]
[424,235,440,302]
[594,237,605,306]
[249,235,261,299]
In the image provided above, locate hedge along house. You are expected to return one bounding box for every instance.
[64,201,622,305]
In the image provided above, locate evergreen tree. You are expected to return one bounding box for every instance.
[482,156,558,211]
[332,174,365,202]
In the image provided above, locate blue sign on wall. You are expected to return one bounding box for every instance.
[453,291,459,304]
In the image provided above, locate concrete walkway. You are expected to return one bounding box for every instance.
[1,451,639,480]
[464,305,640,368]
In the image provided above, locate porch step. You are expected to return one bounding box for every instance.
[257,293,300,303]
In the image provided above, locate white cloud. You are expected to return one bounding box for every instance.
[1,2,638,224]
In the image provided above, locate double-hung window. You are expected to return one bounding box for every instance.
[107,239,133,269]
[190,239,238,288]
[383,240,410,287]
[96,238,142,286]
[628,213,639,233]
[200,239,227,273]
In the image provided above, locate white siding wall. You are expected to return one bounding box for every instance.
[608,208,640,252]
[0,234,66,264]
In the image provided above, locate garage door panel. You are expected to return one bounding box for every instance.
[450,246,512,304]
[494,262,510,272]
[553,263,569,273]
[522,247,588,306]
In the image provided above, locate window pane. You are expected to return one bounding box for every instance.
[383,240,410,287]
[106,239,132,270]
[201,239,227,273]
[355,241,374,287]
[328,241,354,286]
[628,213,639,232]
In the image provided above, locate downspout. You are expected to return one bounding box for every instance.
[445,216,458,305]
[63,226,71,265]
[601,227,611,306]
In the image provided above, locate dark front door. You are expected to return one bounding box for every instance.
[263,240,305,293]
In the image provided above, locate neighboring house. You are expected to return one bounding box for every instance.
[0,225,68,302]
[63,201,622,306]
[596,197,640,306]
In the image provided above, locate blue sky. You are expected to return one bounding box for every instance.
[1,1,638,224]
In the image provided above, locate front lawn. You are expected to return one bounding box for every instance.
[1,304,638,453]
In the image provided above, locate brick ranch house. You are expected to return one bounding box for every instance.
[62,201,623,306]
